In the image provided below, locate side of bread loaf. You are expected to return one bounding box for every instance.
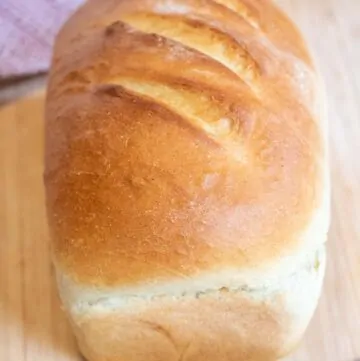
[45,0,329,360]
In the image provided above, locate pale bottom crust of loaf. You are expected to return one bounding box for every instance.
[60,246,326,361]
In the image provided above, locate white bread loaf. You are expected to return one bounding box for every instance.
[45,0,329,360]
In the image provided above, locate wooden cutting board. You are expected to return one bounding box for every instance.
[1,0,359,360]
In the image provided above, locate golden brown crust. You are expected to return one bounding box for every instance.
[45,0,324,287]
[45,1,328,359]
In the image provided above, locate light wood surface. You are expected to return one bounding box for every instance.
[1,0,359,360]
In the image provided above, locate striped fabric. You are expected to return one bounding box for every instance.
[0,0,84,77]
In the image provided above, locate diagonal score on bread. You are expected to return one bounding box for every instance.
[120,12,260,86]
[45,0,329,360]
[96,77,253,162]
[212,0,260,29]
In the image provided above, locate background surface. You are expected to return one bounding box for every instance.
[0,0,82,77]
[1,0,359,360]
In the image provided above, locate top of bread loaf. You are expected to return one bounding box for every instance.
[45,0,327,289]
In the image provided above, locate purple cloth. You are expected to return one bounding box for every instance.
[0,0,84,77]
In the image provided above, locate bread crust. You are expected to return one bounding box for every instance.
[45,0,329,359]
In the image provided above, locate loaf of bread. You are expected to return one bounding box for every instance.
[45,0,329,360]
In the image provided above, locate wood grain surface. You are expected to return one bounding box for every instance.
[1,0,359,360]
